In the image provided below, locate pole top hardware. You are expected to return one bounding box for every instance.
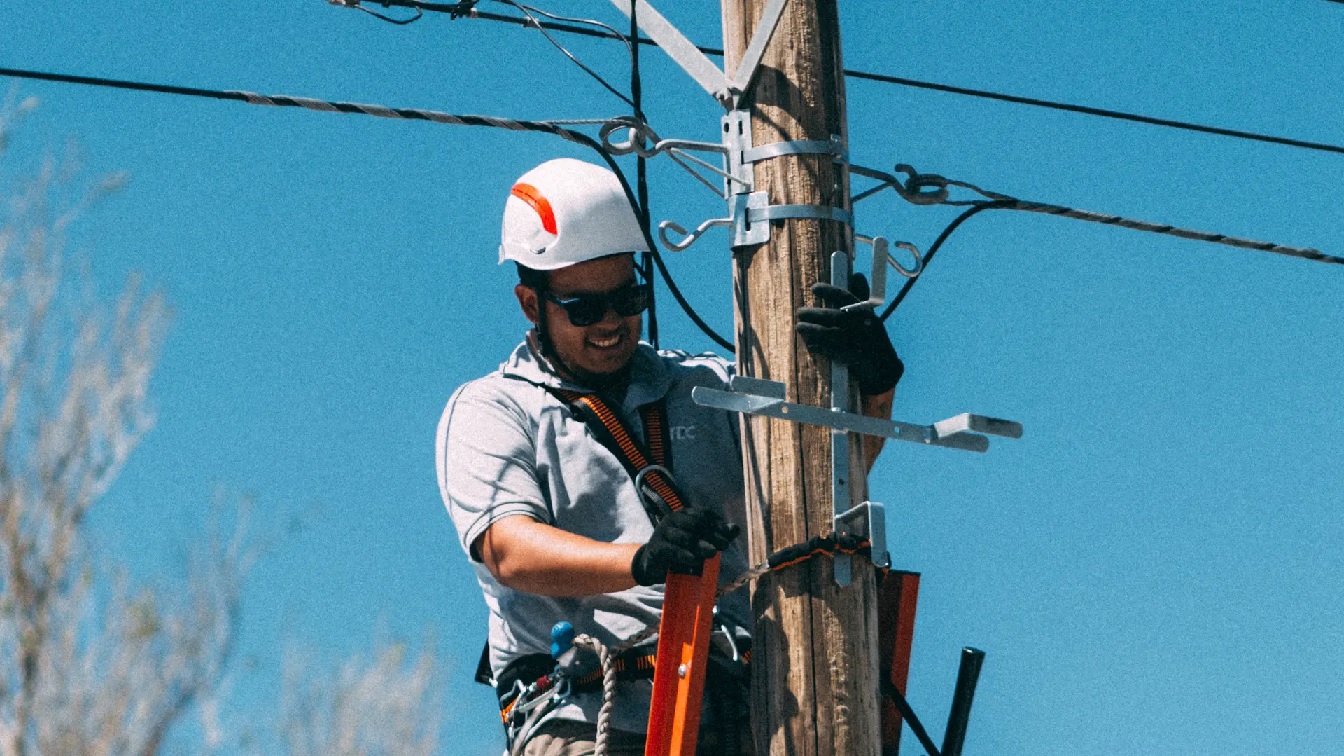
[610,0,789,109]
[690,376,1023,453]
[696,365,1021,587]
[741,136,848,166]
[659,195,853,252]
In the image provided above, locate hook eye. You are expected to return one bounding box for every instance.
[888,241,923,278]
[658,217,730,252]
[892,163,949,206]
[600,118,659,158]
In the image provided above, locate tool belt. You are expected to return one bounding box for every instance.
[494,644,660,725]
[494,634,752,731]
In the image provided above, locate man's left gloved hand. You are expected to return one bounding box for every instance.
[796,273,904,396]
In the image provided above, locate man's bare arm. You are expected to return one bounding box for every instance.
[860,387,894,471]
[476,515,640,596]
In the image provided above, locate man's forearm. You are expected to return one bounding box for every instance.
[476,515,641,596]
[861,387,894,470]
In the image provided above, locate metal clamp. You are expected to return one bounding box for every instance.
[836,500,889,569]
[742,136,847,165]
[658,192,771,251]
[723,110,754,193]
[750,203,853,226]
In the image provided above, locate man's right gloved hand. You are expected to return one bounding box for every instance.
[631,509,740,587]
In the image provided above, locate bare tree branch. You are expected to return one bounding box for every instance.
[281,640,442,756]
[0,96,446,756]
[0,98,239,756]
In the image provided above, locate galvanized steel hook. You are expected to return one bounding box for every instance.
[657,216,732,252]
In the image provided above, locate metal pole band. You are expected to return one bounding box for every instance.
[742,138,847,164]
[749,204,854,226]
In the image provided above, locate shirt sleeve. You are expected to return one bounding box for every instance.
[436,379,548,561]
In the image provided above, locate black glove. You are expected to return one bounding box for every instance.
[796,273,904,396]
[631,509,740,586]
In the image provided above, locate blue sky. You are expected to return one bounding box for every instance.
[6,1,1344,753]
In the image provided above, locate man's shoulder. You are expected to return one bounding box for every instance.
[651,347,733,386]
[442,369,548,430]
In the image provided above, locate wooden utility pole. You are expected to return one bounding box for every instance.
[721,1,881,754]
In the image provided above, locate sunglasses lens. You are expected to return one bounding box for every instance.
[612,285,650,317]
[562,298,607,327]
[549,283,649,327]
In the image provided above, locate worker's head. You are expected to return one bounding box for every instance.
[499,158,651,381]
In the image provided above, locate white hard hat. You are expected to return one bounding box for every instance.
[499,158,650,271]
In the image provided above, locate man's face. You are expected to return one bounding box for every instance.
[515,254,643,378]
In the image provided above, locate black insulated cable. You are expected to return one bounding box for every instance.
[0,64,735,348]
[387,0,1344,159]
[880,202,1011,322]
[487,0,636,108]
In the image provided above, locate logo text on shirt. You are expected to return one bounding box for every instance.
[670,425,698,441]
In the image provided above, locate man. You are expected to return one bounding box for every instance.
[436,158,903,755]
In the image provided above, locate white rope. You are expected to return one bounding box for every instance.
[572,634,617,756]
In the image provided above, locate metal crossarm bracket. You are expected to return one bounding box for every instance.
[659,193,852,252]
[933,413,1024,440]
[610,0,734,103]
[829,251,856,585]
[731,0,789,99]
[611,0,790,107]
[690,377,1024,453]
[658,192,770,251]
[695,370,1020,586]
[837,501,889,569]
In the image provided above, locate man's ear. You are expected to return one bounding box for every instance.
[515,284,540,325]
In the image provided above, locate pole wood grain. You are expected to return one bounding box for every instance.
[721,1,881,754]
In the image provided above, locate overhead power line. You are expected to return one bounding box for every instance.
[841,70,1344,157]
[0,64,735,350]
[2,62,1335,344]
[863,161,1343,320]
[369,0,1344,158]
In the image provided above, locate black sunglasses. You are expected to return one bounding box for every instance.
[541,282,651,327]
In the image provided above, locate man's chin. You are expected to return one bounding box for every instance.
[570,348,635,385]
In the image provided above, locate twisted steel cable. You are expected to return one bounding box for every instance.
[0,65,735,349]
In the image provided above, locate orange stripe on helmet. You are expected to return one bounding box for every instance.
[510,183,557,235]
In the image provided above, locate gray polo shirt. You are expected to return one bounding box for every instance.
[436,338,752,735]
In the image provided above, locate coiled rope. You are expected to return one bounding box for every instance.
[571,634,618,756]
